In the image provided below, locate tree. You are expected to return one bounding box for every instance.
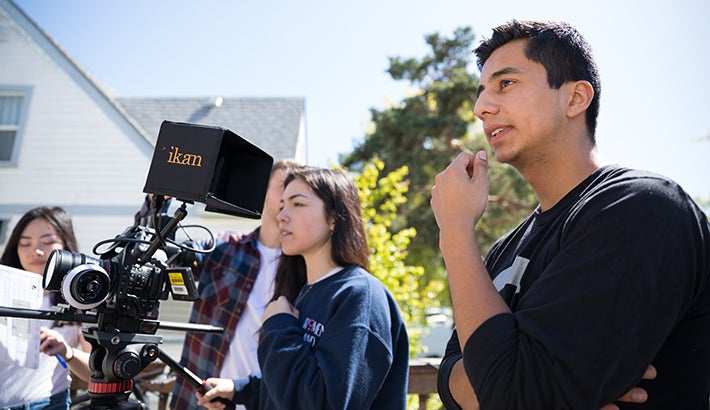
[340,27,537,296]
[353,157,441,357]
[354,158,447,409]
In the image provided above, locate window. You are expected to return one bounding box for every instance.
[0,218,8,245]
[0,88,32,166]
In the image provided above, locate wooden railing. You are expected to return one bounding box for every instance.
[407,357,441,410]
[72,357,442,409]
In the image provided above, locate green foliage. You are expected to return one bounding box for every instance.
[353,158,448,409]
[353,157,443,358]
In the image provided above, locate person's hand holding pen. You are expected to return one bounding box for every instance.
[39,327,91,381]
[39,327,74,368]
[40,327,93,381]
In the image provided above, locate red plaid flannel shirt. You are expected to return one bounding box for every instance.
[170,228,261,409]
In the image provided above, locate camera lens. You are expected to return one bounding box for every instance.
[44,250,78,290]
[62,264,111,309]
[43,250,99,291]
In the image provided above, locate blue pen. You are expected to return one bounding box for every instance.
[55,354,67,368]
[48,344,67,368]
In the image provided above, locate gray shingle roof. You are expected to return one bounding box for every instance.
[116,97,305,161]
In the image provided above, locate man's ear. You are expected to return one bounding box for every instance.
[566,80,594,119]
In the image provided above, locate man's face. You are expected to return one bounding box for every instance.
[474,39,570,169]
[262,168,288,223]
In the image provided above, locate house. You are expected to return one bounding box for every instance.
[0,0,306,259]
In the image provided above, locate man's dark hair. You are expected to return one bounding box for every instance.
[474,20,601,142]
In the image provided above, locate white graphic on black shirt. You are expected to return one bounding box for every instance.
[492,256,529,303]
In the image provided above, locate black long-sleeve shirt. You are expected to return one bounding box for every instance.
[438,166,710,409]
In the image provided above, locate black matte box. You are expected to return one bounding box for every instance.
[143,121,273,219]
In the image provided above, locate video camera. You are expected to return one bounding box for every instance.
[41,222,201,332]
[1,121,273,409]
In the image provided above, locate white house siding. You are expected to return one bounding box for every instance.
[1,3,150,255]
[0,11,150,204]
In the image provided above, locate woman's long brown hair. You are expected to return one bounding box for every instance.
[271,168,369,303]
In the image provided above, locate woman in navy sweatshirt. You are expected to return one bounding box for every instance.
[197,167,410,410]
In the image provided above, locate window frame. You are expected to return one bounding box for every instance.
[0,86,33,167]
[0,218,8,246]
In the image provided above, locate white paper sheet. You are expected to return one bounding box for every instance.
[0,264,43,369]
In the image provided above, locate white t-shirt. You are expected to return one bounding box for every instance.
[219,241,281,380]
[0,294,83,406]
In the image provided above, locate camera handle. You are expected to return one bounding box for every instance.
[136,201,188,265]
[0,305,97,323]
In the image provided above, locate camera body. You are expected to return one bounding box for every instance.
[42,224,198,333]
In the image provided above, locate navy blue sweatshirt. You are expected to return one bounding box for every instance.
[232,264,409,409]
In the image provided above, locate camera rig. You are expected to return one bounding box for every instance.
[0,121,273,409]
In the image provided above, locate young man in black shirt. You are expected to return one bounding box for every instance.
[433,19,710,409]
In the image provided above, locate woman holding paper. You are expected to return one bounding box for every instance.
[0,206,91,410]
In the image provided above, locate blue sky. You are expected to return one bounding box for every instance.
[13,0,710,199]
